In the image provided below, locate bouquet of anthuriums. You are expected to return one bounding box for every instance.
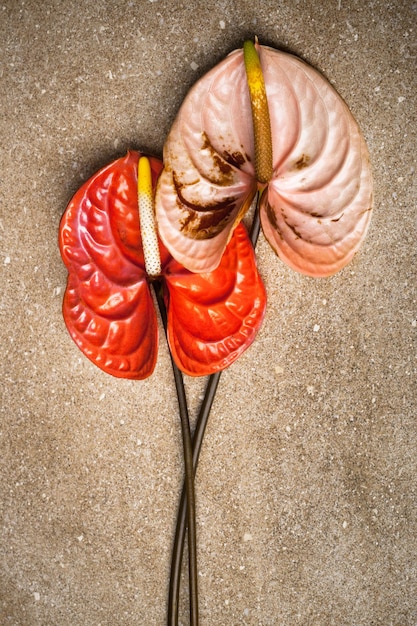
[59,40,373,625]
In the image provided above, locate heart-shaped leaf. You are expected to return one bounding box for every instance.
[155,43,373,277]
[59,151,162,379]
[59,151,266,379]
[165,223,266,376]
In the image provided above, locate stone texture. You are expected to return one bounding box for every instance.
[1,0,416,624]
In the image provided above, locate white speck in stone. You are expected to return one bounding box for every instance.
[322,299,327,305]
[398,96,405,103]
[77,535,84,542]
[243,608,250,616]
[307,385,315,396]
[275,365,284,375]
[33,592,40,602]
[243,532,253,542]
[239,565,245,570]
[313,324,320,332]
[190,61,198,71]
[53,286,62,297]
[99,393,105,401]
[285,425,291,433]
[342,520,348,529]
[219,20,225,29]
[4,256,10,265]
[411,319,416,327]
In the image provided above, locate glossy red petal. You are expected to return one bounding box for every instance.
[59,151,162,379]
[165,224,266,376]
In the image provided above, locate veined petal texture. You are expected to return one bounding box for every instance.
[59,152,266,379]
[258,46,373,276]
[165,224,266,376]
[156,44,373,276]
[59,152,160,379]
[155,48,258,273]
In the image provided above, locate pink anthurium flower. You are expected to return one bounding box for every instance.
[155,41,373,277]
[59,151,266,379]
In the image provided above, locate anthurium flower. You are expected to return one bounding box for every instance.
[155,41,373,277]
[59,151,266,379]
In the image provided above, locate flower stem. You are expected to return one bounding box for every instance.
[167,193,262,625]
[153,282,199,626]
[167,372,221,626]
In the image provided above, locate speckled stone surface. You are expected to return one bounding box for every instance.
[1,1,416,624]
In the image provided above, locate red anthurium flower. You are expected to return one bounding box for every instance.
[59,151,266,379]
[155,41,373,277]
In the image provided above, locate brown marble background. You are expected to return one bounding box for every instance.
[1,0,416,624]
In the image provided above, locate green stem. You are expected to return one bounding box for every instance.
[153,282,199,626]
[167,194,262,625]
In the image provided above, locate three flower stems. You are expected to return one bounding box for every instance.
[154,197,262,626]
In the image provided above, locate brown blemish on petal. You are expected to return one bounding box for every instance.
[200,132,235,184]
[200,133,251,184]
[285,221,302,239]
[172,172,237,240]
[222,149,249,168]
[266,202,283,240]
[173,172,237,213]
[294,154,310,170]
[179,205,234,240]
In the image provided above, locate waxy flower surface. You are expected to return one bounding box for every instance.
[155,42,373,277]
[59,151,266,379]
